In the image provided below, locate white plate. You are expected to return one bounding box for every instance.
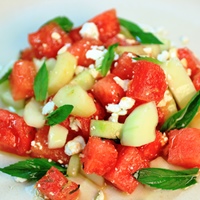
[0,0,200,199]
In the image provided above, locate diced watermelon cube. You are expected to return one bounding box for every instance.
[36,166,80,200]
[30,126,70,164]
[167,128,200,168]
[81,136,118,176]
[126,60,167,104]
[0,109,36,156]
[138,130,166,161]
[92,73,125,106]
[9,60,37,100]
[104,145,149,194]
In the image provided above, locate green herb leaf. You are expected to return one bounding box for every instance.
[44,16,73,32]
[134,167,199,190]
[34,62,48,102]
[133,56,163,65]
[160,91,200,132]
[118,18,163,44]
[0,69,12,84]
[97,43,118,76]
[46,104,73,126]
[0,158,66,181]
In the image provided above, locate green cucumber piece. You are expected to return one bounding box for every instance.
[120,101,158,147]
[161,58,196,109]
[70,70,95,91]
[90,120,123,139]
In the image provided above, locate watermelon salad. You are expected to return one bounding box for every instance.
[0,8,200,200]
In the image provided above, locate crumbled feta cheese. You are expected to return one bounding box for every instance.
[86,49,104,60]
[108,113,119,123]
[79,22,99,40]
[161,133,168,146]
[157,90,173,107]
[106,97,135,122]
[51,32,61,40]
[86,46,107,61]
[31,141,43,150]
[157,50,170,62]
[57,43,71,55]
[64,136,86,156]
[127,52,135,58]
[106,104,121,113]
[69,117,82,131]
[42,101,55,115]
[113,76,129,91]
[118,97,135,110]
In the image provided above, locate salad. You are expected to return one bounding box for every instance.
[0,8,200,200]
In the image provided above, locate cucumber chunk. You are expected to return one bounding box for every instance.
[48,51,77,95]
[53,84,96,117]
[70,69,95,91]
[161,58,196,109]
[90,120,123,139]
[120,101,158,147]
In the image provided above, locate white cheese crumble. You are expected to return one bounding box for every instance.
[42,101,55,115]
[31,141,43,150]
[157,90,173,107]
[57,43,71,55]
[86,45,107,61]
[79,22,99,40]
[51,32,61,40]
[157,50,170,62]
[64,136,86,156]
[113,76,129,91]
[106,97,135,122]
[69,116,82,132]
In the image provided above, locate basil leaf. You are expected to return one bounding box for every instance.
[160,91,200,132]
[34,62,48,102]
[133,56,163,65]
[119,18,163,44]
[97,43,118,76]
[46,104,73,126]
[134,167,199,190]
[0,69,12,84]
[44,16,73,32]
[0,158,66,181]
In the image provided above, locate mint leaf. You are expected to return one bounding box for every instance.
[45,16,73,32]
[133,56,163,65]
[134,167,199,190]
[34,62,48,102]
[97,43,118,76]
[0,158,66,181]
[160,91,200,132]
[46,104,73,126]
[119,18,163,44]
[0,69,12,84]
